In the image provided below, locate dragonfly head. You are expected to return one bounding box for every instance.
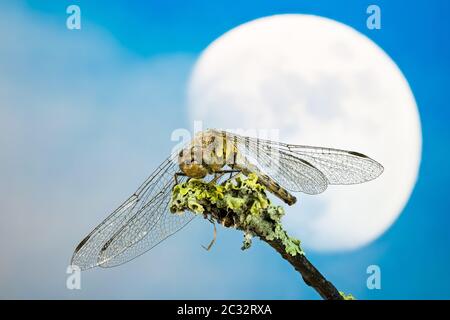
[178,145,208,178]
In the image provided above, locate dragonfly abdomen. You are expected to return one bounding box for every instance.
[232,162,297,206]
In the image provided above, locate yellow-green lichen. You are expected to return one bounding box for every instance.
[170,174,303,256]
[339,291,356,300]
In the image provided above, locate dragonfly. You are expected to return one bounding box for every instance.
[71,129,383,270]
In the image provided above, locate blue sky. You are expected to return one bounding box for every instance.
[0,0,449,299]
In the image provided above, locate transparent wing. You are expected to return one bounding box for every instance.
[223,131,383,194]
[278,144,384,185]
[224,132,327,194]
[71,154,195,270]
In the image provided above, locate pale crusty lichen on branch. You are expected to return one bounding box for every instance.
[169,173,349,300]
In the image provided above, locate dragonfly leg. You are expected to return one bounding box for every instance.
[228,170,240,181]
[210,173,224,184]
[174,172,187,185]
[210,169,241,184]
[223,169,241,184]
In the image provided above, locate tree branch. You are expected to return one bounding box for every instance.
[264,237,343,300]
[170,174,347,300]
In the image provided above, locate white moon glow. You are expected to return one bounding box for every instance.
[187,15,422,251]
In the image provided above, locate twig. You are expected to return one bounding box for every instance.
[208,208,344,299]
[264,237,343,300]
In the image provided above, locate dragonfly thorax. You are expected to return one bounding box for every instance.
[178,130,234,178]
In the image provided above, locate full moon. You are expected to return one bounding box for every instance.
[187,15,422,251]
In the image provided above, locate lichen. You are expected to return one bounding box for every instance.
[339,291,356,300]
[170,173,303,256]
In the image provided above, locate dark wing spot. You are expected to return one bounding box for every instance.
[74,235,90,254]
[101,237,114,253]
[348,151,369,158]
[299,159,316,168]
